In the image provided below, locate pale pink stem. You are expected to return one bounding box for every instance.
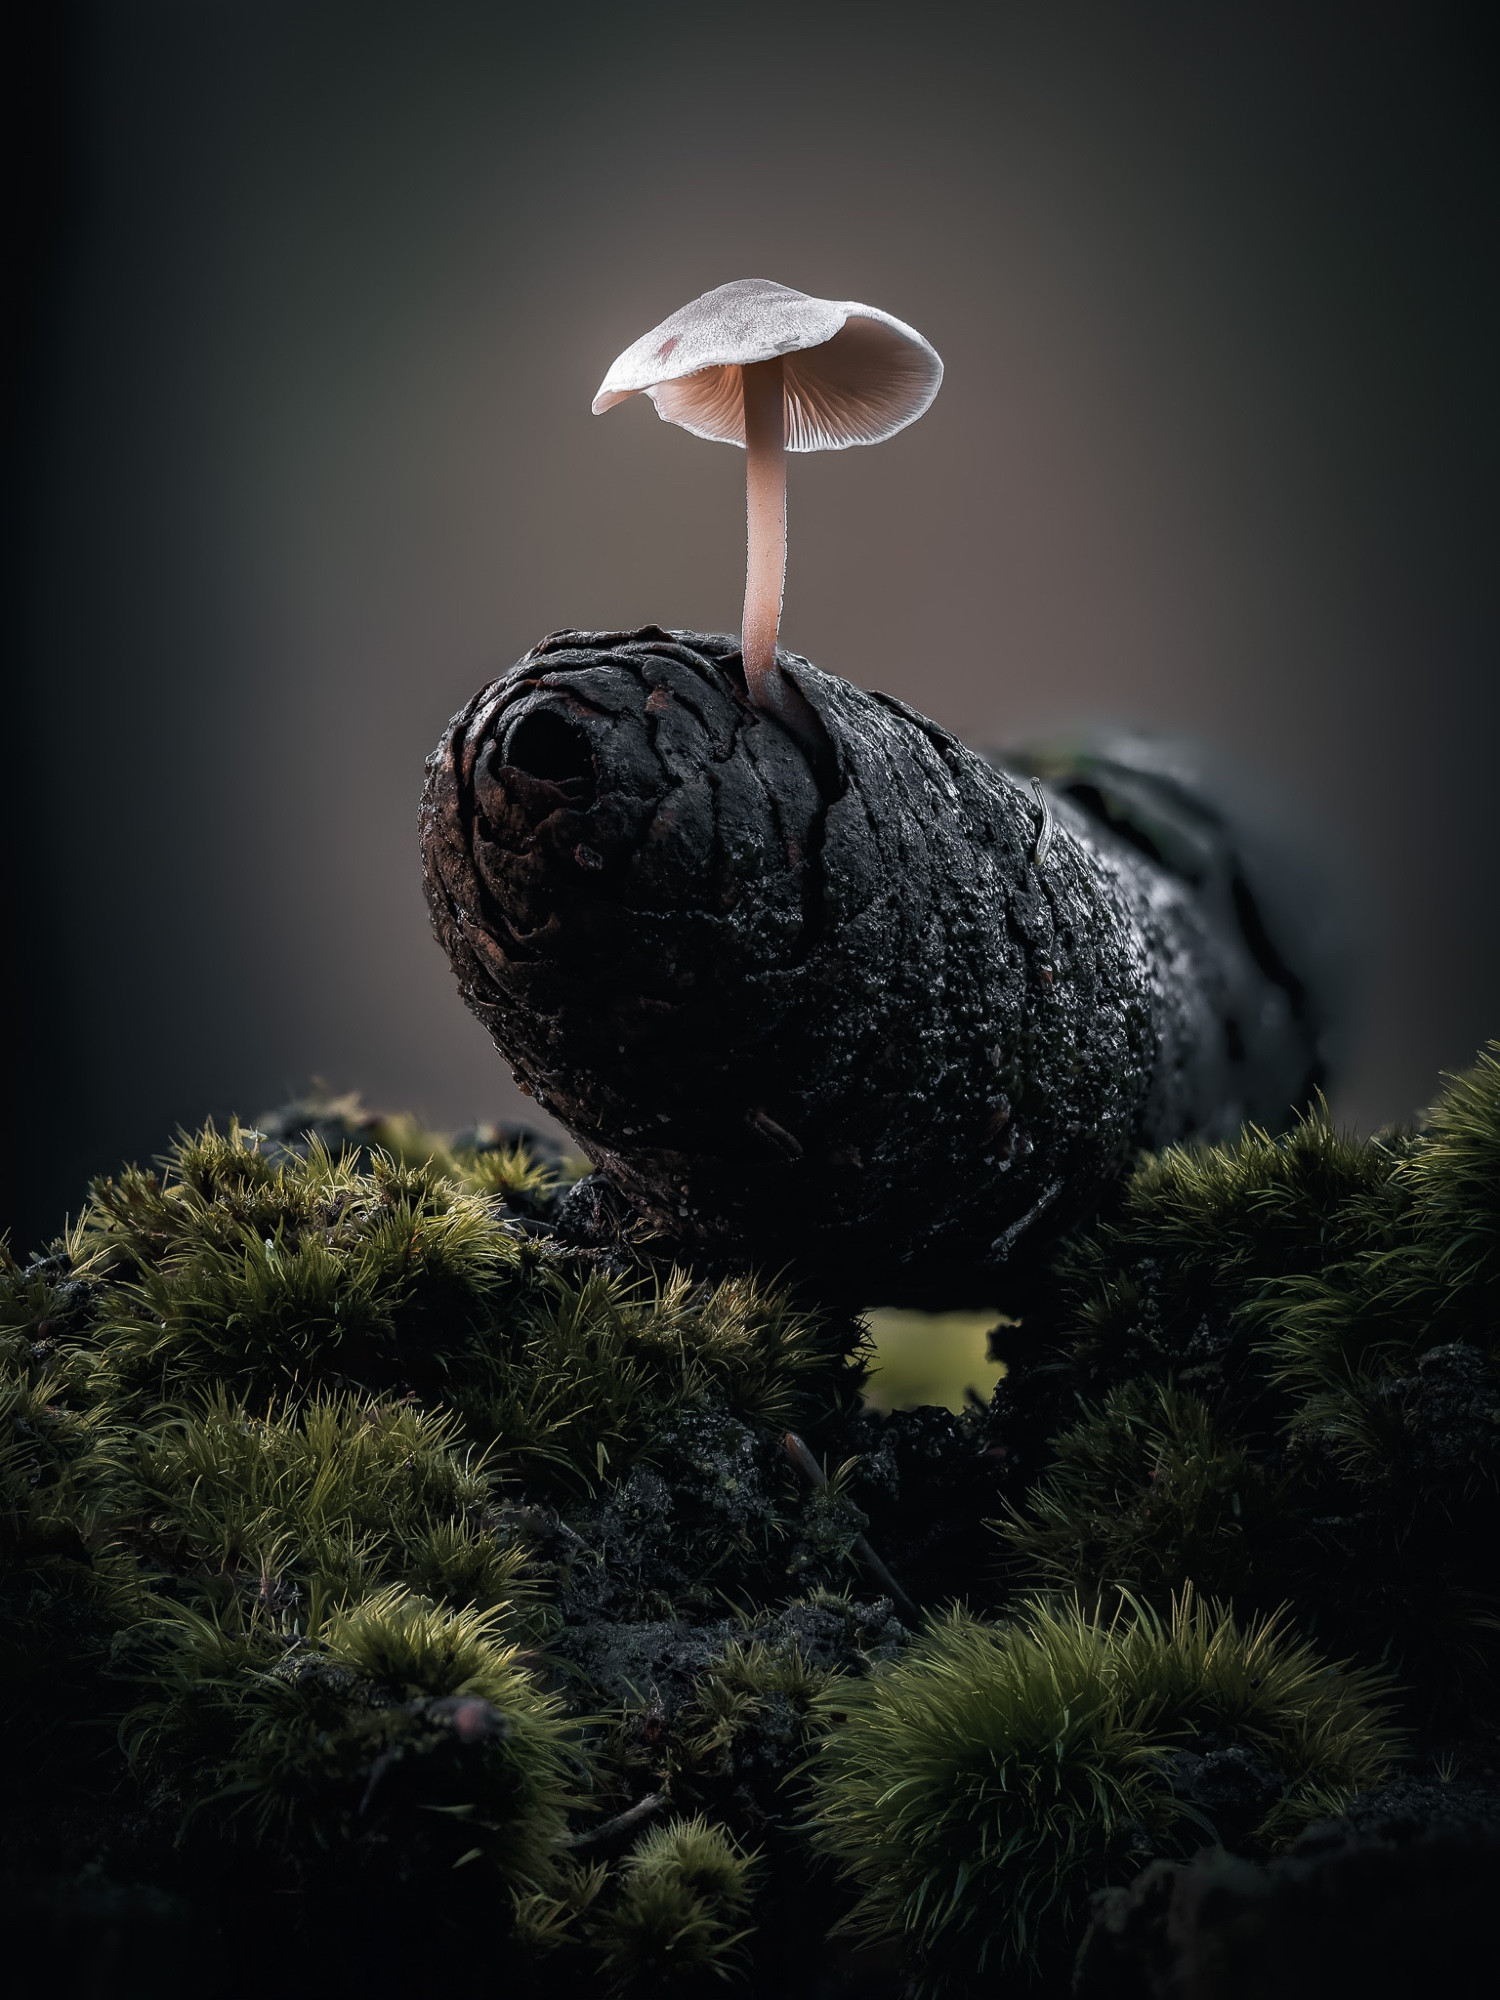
[740,356,788,713]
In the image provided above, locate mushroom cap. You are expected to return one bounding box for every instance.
[591,278,943,451]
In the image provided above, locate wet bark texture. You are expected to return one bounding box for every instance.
[419,629,1338,1304]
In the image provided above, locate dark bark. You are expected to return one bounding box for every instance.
[419,628,1336,1304]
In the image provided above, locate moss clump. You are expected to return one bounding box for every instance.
[124,1585,577,1884]
[6,1056,1500,1993]
[593,1815,759,1992]
[0,1115,875,1990]
[75,1127,531,1408]
[117,1388,523,1607]
[512,1812,759,1996]
[669,1631,838,1830]
[804,1592,1397,1993]
[991,1050,1500,1711]
[997,1381,1291,1608]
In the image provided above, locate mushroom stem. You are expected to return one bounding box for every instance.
[740,356,788,712]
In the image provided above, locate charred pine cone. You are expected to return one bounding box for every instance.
[419,628,1337,1304]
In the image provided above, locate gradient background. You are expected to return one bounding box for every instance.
[5,0,1497,1253]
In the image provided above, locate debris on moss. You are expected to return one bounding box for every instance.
[6,1051,1500,1992]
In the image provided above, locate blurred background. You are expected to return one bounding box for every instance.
[4,0,1497,1258]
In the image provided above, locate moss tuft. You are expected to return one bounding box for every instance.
[125,1583,580,1888]
[804,1592,1398,1993]
[997,1381,1288,1608]
[115,1387,516,1610]
[593,1815,757,1993]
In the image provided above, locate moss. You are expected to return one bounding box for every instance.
[454,1266,852,1500]
[804,1593,1398,1994]
[592,1815,759,1993]
[0,1116,879,1988]
[116,1388,512,1604]
[670,1631,838,1831]
[80,1137,532,1410]
[6,1057,1500,1993]
[997,1381,1290,1608]
[992,1046,1500,1710]
[1038,1103,1409,1433]
[243,1087,575,1216]
[1,1296,145,1811]
[124,1584,580,1891]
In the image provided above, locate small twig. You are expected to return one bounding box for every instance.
[783,1432,922,1626]
[563,1790,667,1850]
[782,1430,831,1488]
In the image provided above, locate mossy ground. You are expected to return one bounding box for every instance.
[5,1057,1500,1995]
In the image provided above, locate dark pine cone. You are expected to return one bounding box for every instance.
[418,628,1338,1304]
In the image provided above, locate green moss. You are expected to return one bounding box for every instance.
[1047,1104,1408,1427]
[250,1087,578,1212]
[124,1583,581,1894]
[994,1045,1500,1706]
[511,1813,758,1995]
[997,1381,1287,1607]
[593,1815,758,1993]
[1255,1057,1500,1481]
[669,1631,837,1833]
[114,1387,525,1610]
[804,1593,1397,1993]
[6,1056,1500,1992]
[0,1117,877,1987]
[455,1266,850,1498]
[81,1137,530,1410]
[1,1310,143,1792]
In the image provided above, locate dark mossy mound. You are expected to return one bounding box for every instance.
[6,1056,1500,1995]
[987,1052,1500,1715]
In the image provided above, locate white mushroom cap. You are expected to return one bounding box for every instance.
[591,279,943,451]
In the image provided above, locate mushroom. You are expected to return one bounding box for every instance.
[592,279,943,725]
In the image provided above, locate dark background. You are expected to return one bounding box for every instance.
[4,0,1497,1254]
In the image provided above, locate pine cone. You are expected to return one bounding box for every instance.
[419,628,1335,1303]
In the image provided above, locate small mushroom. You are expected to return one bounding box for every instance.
[592,278,942,724]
